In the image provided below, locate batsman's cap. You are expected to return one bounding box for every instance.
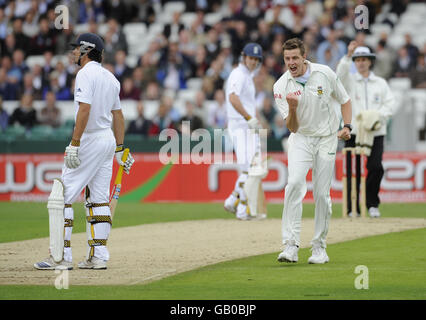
[352,46,376,61]
[242,42,263,61]
[70,33,104,53]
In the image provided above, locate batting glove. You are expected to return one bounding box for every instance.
[115,145,135,174]
[247,117,262,130]
[64,140,81,169]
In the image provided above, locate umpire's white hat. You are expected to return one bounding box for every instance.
[352,46,376,61]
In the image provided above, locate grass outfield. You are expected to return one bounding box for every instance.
[0,202,425,243]
[0,228,425,300]
[0,202,425,300]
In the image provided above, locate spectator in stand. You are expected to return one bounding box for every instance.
[393,46,416,78]
[38,91,61,128]
[3,34,18,58]
[260,95,276,127]
[30,16,56,55]
[404,33,419,63]
[41,51,54,86]
[9,93,37,129]
[126,101,152,136]
[163,11,185,41]
[207,89,227,129]
[179,29,198,62]
[256,19,274,53]
[149,97,176,136]
[8,49,29,85]
[241,0,262,33]
[204,28,220,65]
[11,17,30,53]
[0,67,18,100]
[20,72,42,100]
[156,37,192,91]
[0,95,9,132]
[316,28,346,70]
[30,64,44,96]
[409,53,426,89]
[271,112,290,140]
[228,20,250,60]
[104,0,127,25]
[143,81,162,100]
[78,0,105,24]
[0,8,8,41]
[42,71,71,101]
[179,100,204,133]
[120,77,141,100]
[106,17,128,53]
[193,45,209,78]
[22,7,40,38]
[55,23,75,55]
[373,39,395,79]
[113,50,133,82]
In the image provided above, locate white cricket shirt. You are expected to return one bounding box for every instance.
[74,61,121,132]
[225,63,257,121]
[273,60,350,137]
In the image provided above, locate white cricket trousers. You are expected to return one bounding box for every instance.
[61,128,116,262]
[227,119,259,199]
[282,132,338,248]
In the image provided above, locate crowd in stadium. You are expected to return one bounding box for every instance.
[0,0,425,140]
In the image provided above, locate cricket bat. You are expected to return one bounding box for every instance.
[110,148,129,220]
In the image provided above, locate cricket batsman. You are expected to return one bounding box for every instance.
[34,33,134,270]
[223,42,266,220]
[273,38,352,264]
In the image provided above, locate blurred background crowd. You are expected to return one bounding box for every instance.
[0,0,425,144]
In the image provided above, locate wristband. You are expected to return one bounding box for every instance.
[115,144,124,153]
[71,139,80,147]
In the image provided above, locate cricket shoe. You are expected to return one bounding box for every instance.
[78,257,107,270]
[236,202,252,220]
[34,256,73,270]
[368,207,380,218]
[224,192,239,214]
[277,243,299,263]
[251,213,267,220]
[308,246,329,264]
[348,212,360,218]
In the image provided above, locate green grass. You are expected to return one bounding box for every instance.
[0,202,424,243]
[0,228,425,300]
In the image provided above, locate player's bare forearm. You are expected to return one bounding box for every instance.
[286,108,299,133]
[111,109,125,145]
[341,99,352,125]
[72,102,91,142]
[229,93,251,120]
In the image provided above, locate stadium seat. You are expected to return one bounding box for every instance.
[148,22,164,37]
[371,23,392,36]
[74,23,89,35]
[204,12,223,26]
[180,12,197,29]
[177,89,197,101]
[389,78,412,91]
[26,55,45,68]
[52,125,73,139]
[29,125,54,139]
[186,78,203,90]
[163,2,186,15]
[4,125,27,139]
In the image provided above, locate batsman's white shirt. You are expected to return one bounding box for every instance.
[225,63,258,171]
[63,61,121,204]
[273,61,350,248]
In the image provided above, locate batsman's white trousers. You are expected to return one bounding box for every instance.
[227,119,259,172]
[61,128,116,261]
[282,132,337,248]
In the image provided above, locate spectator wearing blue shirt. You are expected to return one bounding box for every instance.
[0,95,9,132]
[316,29,346,71]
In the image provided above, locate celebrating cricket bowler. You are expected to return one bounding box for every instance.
[273,38,352,264]
[34,33,134,270]
[223,42,265,220]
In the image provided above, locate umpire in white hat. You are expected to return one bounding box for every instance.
[336,41,396,218]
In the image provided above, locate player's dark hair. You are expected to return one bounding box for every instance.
[88,49,103,63]
[282,38,306,56]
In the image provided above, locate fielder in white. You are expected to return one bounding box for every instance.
[223,43,266,220]
[273,38,352,264]
[34,33,134,270]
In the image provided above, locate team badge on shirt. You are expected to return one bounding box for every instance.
[317,86,323,96]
